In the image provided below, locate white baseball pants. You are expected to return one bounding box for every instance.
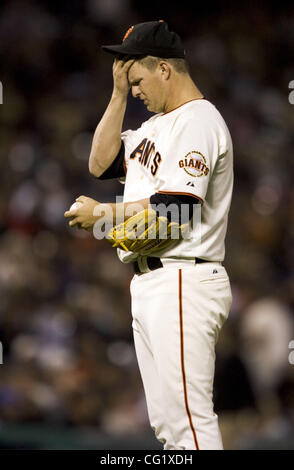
[130,259,232,450]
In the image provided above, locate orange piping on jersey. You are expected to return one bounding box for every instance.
[163,98,205,116]
[179,269,200,450]
[157,190,203,204]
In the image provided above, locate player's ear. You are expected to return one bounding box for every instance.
[158,61,171,80]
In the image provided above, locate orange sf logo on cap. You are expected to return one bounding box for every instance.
[123,25,134,42]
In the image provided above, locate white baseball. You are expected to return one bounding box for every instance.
[69,201,83,212]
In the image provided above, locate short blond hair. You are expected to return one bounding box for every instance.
[138,56,189,74]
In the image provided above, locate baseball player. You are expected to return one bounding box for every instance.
[65,21,233,450]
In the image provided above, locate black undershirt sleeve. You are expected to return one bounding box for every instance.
[150,193,199,224]
[96,141,125,180]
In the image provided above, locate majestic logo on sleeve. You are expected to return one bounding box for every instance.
[130,138,162,176]
[179,151,209,177]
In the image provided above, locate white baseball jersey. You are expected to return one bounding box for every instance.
[118,98,233,263]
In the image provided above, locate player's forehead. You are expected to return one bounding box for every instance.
[128,61,147,83]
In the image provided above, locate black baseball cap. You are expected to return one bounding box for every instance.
[102,20,185,59]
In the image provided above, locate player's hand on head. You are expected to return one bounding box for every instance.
[112,56,135,96]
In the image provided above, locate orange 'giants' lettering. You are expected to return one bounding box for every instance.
[130,138,162,177]
[139,140,155,167]
[130,138,147,160]
[151,152,161,176]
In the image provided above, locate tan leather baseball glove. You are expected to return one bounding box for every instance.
[106,208,188,256]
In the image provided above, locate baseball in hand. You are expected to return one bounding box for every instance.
[69,201,83,212]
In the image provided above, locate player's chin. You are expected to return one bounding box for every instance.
[145,102,157,113]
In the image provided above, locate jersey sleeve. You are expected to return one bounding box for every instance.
[97,140,125,180]
[120,128,138,173]
[96,128,137,181]
[155,114,219,203]
[150,192,199,223]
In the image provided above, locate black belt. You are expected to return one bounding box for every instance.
[133,257,208,274]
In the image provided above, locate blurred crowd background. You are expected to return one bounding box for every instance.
[0,0,294,450]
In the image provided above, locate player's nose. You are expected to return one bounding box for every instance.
[131,86,141,99]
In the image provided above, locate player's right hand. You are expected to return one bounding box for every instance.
[112,57,135,96]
